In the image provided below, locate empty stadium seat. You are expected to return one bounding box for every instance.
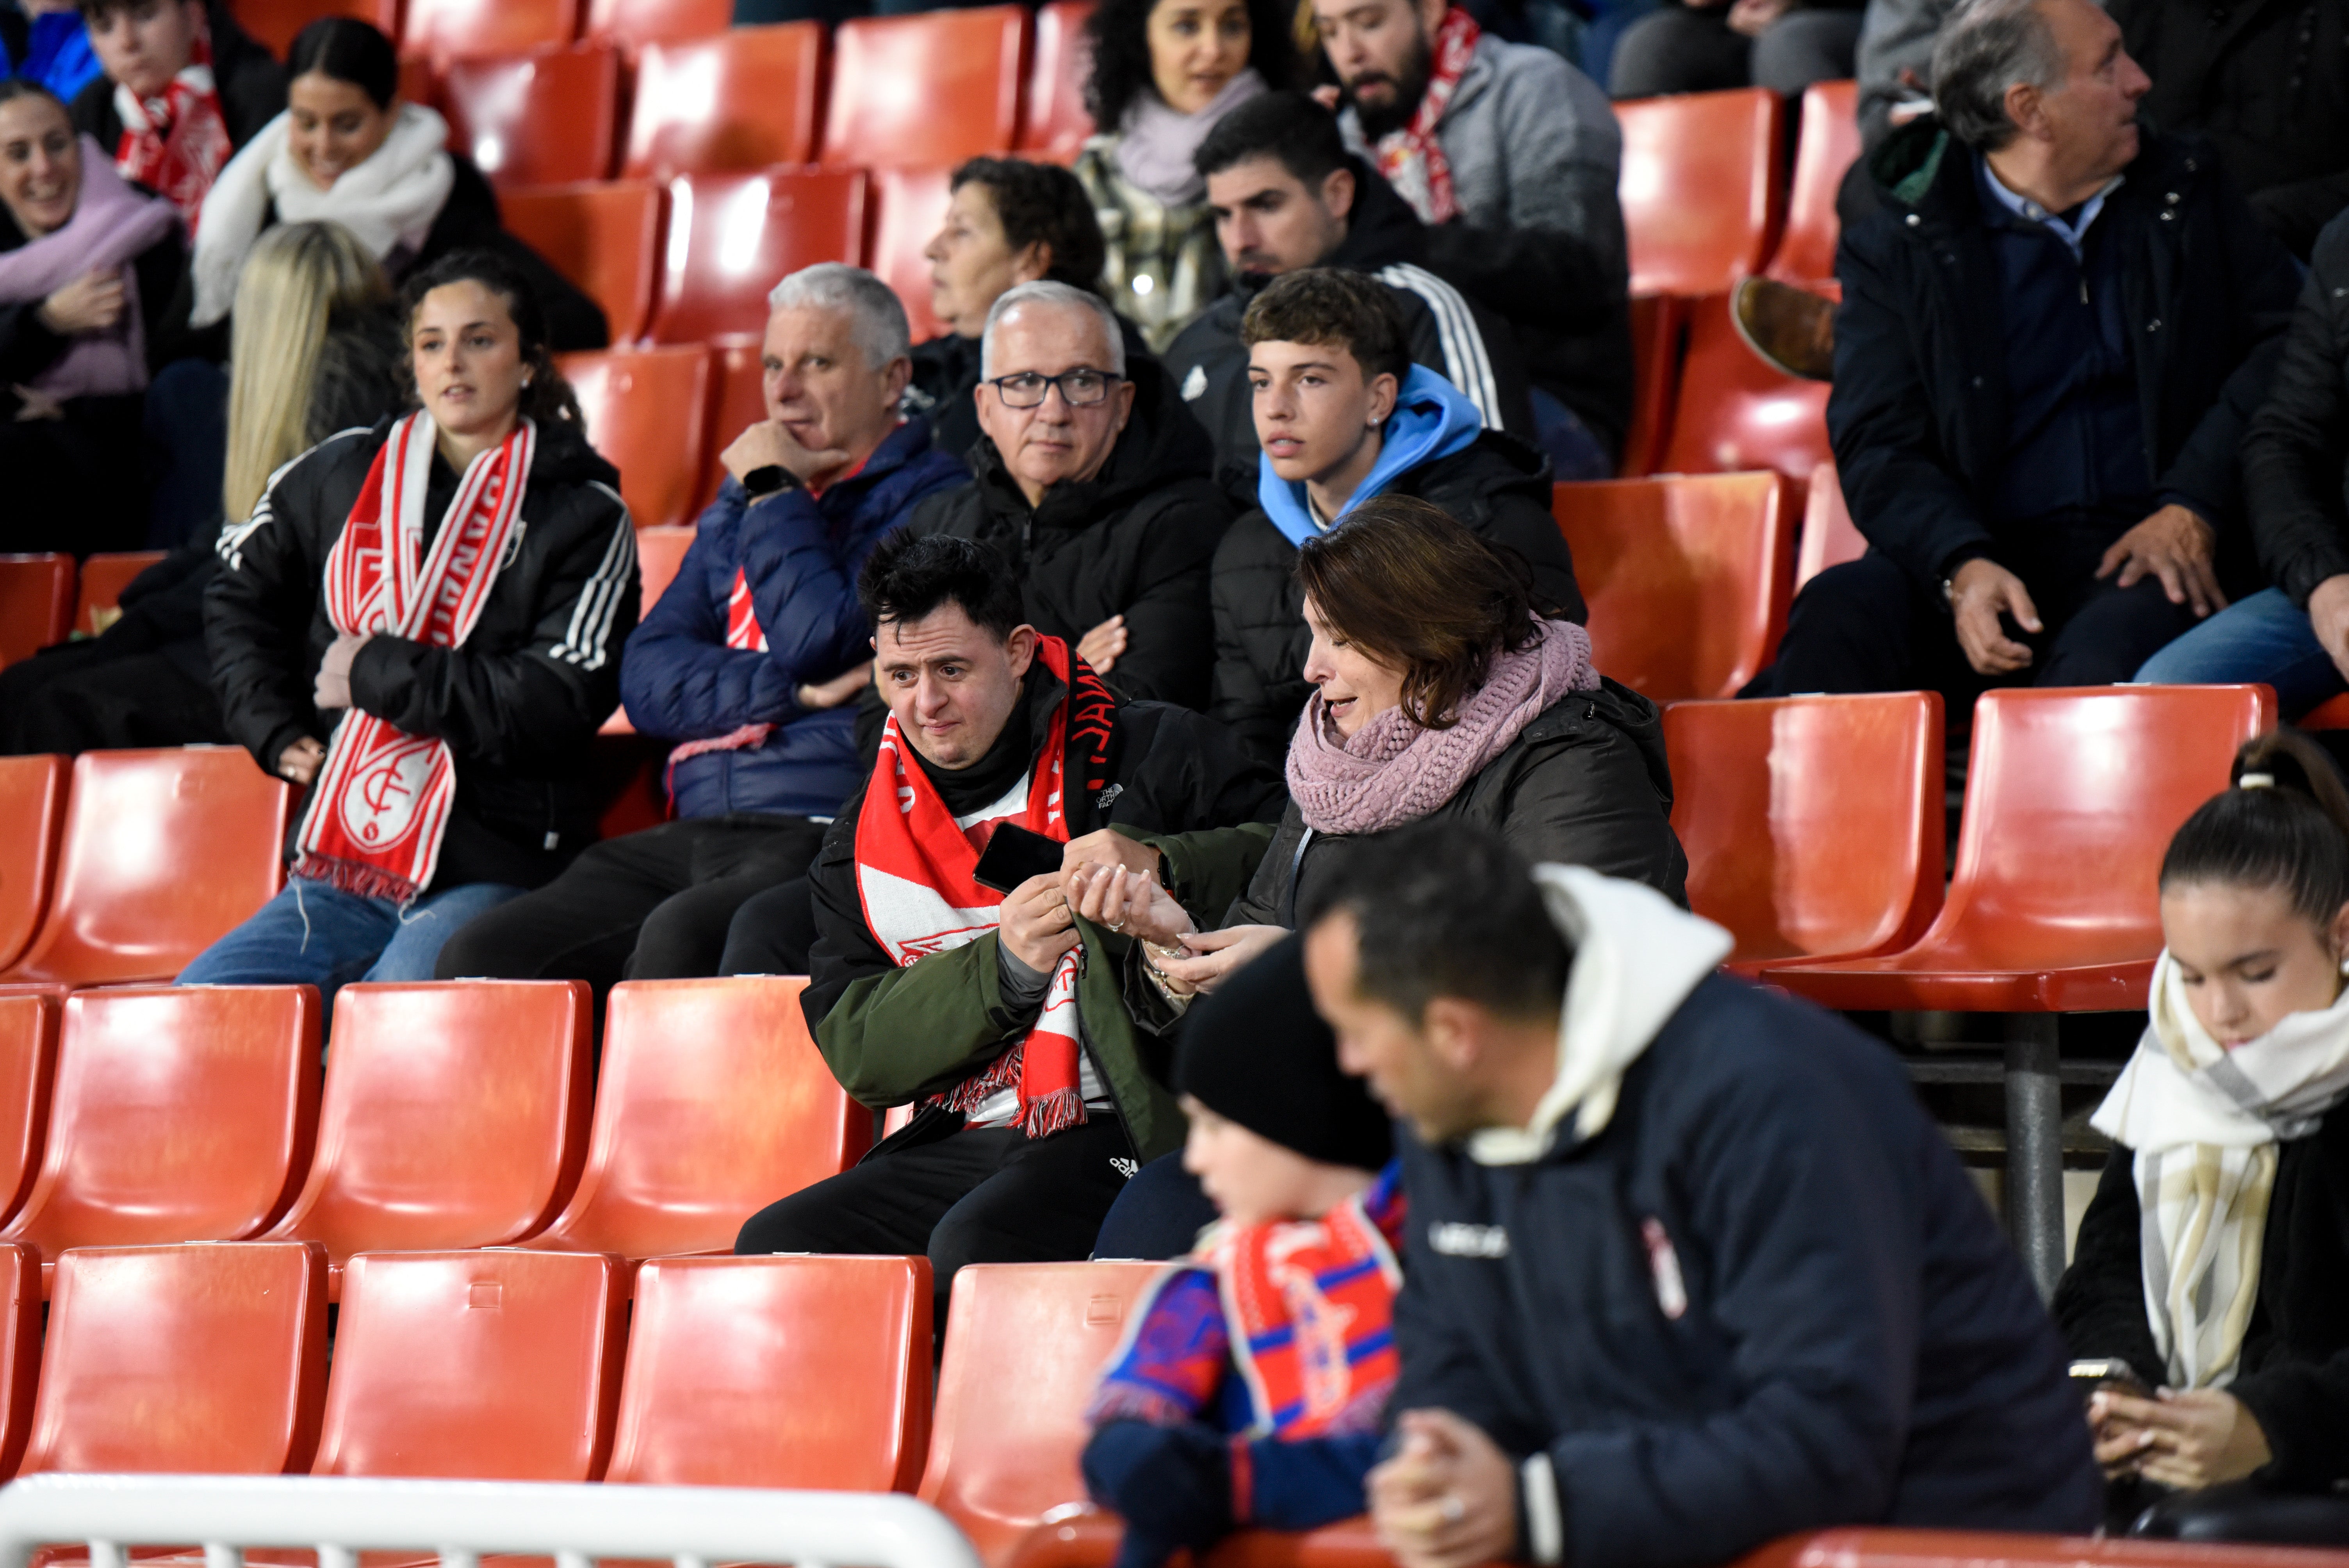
[503,180,661,345]
[1655,290,1832,482]
[521,978,870,1258]
[1616,87,1784,297]
[1618,292,1683,479]
[229,0,397,58]
[313,1249,628,1480]
[560,346,715,530]
[440,42,620,189]
[621,24,823,180]
[401,0,578,61]
[21,1242,328,1477]
[0,756,66,974]
[0,995,56,1229]
[583,0,730,46]
[1763,684,2279,1011]
[922,1260,1164,1568]
[1017,1,1096,161]
[1766,80,1860,292]
[0,1246,38,1479]
[607,1254,930,1490]
[261,982,593,1268]
[870,167,955,343]
[1796,459,1866,588]
[821,7,1029,169]
[0,747,292,986]
[1666,694,1944,972]
[0,556,73,670]
[648,168,869,345]
[1551,472,1796,700]
[0,987,319,1278]
[71,551,163,638]
[697,340,769,513]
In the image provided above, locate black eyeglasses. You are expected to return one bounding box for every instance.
[984,368,1124,408]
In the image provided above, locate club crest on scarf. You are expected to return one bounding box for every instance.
[1371,7,1479,225]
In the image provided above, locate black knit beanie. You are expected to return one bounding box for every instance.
[1172,932,1392,1172]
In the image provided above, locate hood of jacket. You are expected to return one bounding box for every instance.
[1466,863,1732,1166]
[1255,364,1484,547]
[965,358,1215,534]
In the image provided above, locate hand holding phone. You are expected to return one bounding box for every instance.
[973,823,1066,894]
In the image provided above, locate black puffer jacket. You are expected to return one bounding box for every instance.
[1209,433,1584,767]
[903,363,1230,710]
[1830,119,2303,594]
[205,413,640,891]
[2241,210,2349,610]
[69,1,284,155]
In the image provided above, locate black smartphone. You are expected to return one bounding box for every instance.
[972,823,1064,893]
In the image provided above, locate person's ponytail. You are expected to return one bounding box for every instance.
[2161,729,2349,927]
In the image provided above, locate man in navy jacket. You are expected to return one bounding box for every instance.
[1298,822,2103,1568]
[436,264,966,990]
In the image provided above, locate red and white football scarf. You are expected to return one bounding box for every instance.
[1371,6,1479,225]
[853,635,1117,1138]
[293,412,535,904]
[113,39,231,233]
[665,568,776,777]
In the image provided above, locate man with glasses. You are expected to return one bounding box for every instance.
[901,279,1231,711]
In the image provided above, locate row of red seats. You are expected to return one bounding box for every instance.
[0,552,167,671]
[233,0,731,62]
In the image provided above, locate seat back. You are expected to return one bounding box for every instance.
[698,340,770,513]
[1017,0,1095,160]
[622,24,824,179]
[2,747,292,985]
[0,756,66,974]
[527,978,870,1258]
[1618,292,1682,479]
[228,0,397,57]
[0,995,57,1229]
[1666,694,1944,965]
[1766,79,1860,290]
[21,1242,328,1476]
[921,1261,1164,1568]
[634,526,695,614]
[869,166,955,343]
[402,0,578,61]
[1551,472,1795,700]
[441,42,620,188]
[0,1245,39,1479]
[503,180,662,345]
[583,0,730,46]
[1616,87,1783,296]
[2,986,319,1263]
[561,346,715,530]
[314,1250,628,1480]
[266,982,592,1262]
[609,1254,929,1490]
[1795,458,1866,589]
[72,551,164,638]
[649,168,869,345]
[821,7,1029,168]
[0,556,73,670]
[1656,290,1832,481]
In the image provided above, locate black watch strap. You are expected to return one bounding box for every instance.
[743,464,800,497]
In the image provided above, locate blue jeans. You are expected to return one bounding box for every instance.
[2132,587,2346,718]
[178,878,526,1013]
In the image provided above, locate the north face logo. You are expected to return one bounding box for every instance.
[1429,1222,1510,1258]
[1181,364,1207,401]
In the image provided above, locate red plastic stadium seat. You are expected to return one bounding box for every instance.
[313,1249,628,1480]
[597,527,694,736]
[1618,293,1683,479]
[1766,80,1859,292]
[1018,1,1096,161]
[0,757,66,975]
[621,24,824,180]
[229,0,398,59]
[648,168,869,345]
[922,1261,1164,1568]
[0,556,73,671]
[71,551,163,638]
[1616,87,1784,297]
[607,1254,929,1489]
[0,987,319,1277]
[401,0,577,62]
[583,0,730,46]
[821,7,1030,169]
[561,346,715,530]
[1764,685,2278,1012]
[261,982,593,1268]
[1665,694,1944,972]
[523,978,870,1258]
[1655,290,1831,482]
[440,43,620,188]
[2302,693,2349,730]
[0,1246,39,1479]
[1551,472,1795,700]
[503,181,661,345]
[1795,458,1865,588]
[0,748,292,986]
[20,1242,327,1477]
[697,340,769,513]
[870,166,955,343]
[0,995,56,1230]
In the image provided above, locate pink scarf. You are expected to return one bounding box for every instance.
[0,136,179,400]
[1371,6,1479,225]
[1285,620,1598,835]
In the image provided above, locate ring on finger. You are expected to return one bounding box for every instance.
[1440,1497,1465,1526]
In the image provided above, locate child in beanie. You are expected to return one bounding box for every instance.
[1082,932,1403,1568]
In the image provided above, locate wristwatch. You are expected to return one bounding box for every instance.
[742,464,801,497]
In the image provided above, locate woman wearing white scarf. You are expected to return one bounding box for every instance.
[2053,729,2349,1512]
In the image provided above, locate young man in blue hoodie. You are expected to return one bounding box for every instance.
[1209,267,1582,767]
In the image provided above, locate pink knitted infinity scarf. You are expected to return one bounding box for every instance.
[1286,620,1600,836]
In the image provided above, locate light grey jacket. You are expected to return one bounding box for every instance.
[1855,0,1956,148]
